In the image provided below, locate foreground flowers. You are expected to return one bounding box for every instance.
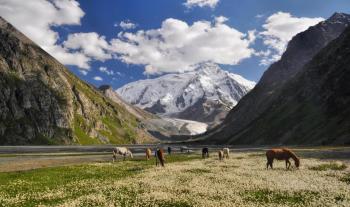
[0,152,349,206]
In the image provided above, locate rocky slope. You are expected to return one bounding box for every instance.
[0,17,155,145]
[117,63,255,126]
[198,12,350,145]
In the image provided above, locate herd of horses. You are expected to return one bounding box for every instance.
[112,147,300,169]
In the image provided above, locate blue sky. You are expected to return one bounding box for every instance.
[1,0,350,89]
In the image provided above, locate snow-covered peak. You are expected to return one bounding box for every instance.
[116,64,255,123]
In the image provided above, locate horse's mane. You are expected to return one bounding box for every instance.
[282,148,300,161]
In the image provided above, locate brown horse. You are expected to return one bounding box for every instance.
[218,150,224,161]
[155,148,165,167]
[146,148,152,160]
[266,148,300,169]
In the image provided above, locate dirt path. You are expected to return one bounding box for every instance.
[0,154,113,172]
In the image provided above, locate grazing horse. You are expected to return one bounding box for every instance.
[146,148,152,160]
[155,148,165,167]
[218,150,224,161]
[167,147,172,155]
[223,148,230,159]
[202,147,209,158]
[266,148,300,169]
[112,147,133,162]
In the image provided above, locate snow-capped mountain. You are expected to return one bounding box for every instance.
[116,63,255,125]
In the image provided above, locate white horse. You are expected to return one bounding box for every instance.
[112,147,133,161]
[223,148,230,159]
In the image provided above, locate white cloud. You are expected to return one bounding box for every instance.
[255,14,264,19]
[258,12,324,65]
[64,32,111,61]
[93,76,103,81]
[118,20,137,30]
[0,0,91,68]
[214,16,228,24]
[99,66,114,76]
[79,70,88,76]
[184,0,219,8]
[110,17,254,74]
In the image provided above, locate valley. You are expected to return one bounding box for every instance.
[0,146,349,206]
[1,1,350,207]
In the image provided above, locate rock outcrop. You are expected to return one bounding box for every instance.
[0,17,154,145]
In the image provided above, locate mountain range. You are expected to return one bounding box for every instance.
[117,63,255,126]
[1,12,350,145]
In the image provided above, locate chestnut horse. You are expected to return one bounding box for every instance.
[146,148,152,160]
[202,147,209,158]
[155,148,165,167]
[218,150,224,161]
[266,148,300,169]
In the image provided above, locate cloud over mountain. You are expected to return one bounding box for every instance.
[259,12,324,65]
[0,0,92,68]
[110,17,255,74]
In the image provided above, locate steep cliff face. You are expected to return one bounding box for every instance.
[0,17,154,145]
[199,13,350,144]
[224,26,350,145]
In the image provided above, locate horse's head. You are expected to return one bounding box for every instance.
[295,158,300,168]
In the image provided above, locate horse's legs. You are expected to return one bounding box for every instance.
[286,159,291,169]
[268,159,273,169]
[266,158,272,169]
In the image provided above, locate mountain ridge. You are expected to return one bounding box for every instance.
[0,16,155,145]
[197,12,350,144]
[117,63,255,126]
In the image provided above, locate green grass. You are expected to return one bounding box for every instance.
[0,154,198,207]
[242,189,319,205]
[73,114,101,145]
[340,173,350,184]
[309,163,347,171]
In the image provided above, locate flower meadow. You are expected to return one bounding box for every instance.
[0,151,349,207]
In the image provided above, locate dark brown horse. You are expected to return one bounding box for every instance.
[155,148,165,167]
[266,148,300,169]
[202,147,209,158]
